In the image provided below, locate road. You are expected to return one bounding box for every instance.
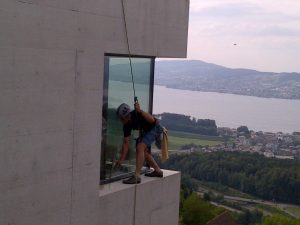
[198,186,300,219]
[223,195,300,218]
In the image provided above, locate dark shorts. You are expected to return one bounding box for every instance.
[141,124,163,147]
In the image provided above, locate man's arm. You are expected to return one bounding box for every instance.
[116,136,129,167]
[134,102,155,123]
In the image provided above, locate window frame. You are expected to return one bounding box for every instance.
[100,53,155,185]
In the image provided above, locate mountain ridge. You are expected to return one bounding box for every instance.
[154,60,300,99]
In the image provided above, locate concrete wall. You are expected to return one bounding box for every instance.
[99,170,181,225]
[0,0,189,224]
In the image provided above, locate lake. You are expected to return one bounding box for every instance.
[153,85,300,133]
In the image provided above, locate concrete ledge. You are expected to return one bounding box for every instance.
[99,170,181,225]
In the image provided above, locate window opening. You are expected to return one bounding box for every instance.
[100,54,155,184]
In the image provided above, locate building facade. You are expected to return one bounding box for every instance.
[0,0,189,224]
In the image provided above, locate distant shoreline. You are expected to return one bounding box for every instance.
[154,84,300,101]
[154,84,300,100]
[155,60,300,100]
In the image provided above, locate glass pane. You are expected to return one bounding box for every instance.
[101,56,154,184]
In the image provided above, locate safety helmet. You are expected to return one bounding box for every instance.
[116,103,131,118]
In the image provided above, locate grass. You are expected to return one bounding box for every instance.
[169,130,224,141]
[166,130,224,150]
[197,180,255,199]
[286,207,300,217]
[256,204,291,217]
[197,180,293,218]
[168,135,223,150]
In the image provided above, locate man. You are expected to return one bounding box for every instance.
[116,102,164,184]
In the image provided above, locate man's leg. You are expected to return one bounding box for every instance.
[123,142,146,184]
[144,150,163,176]
[135,142,147,177]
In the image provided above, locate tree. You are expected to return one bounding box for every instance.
[237,126,250,137]
[181,193,214,225]
[203,192,211,201]
[157,112,218,136]
[262,215,300,225]
[161,151,300,204]
[181,174,198,196]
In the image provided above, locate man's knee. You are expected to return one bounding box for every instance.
[136,142,147,151]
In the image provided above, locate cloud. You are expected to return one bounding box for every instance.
[189,1,300,38]
[187,0,300,72]
[190,2,263,18]
[190,0,300,15]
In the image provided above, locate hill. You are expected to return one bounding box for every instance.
[155,60,300,99]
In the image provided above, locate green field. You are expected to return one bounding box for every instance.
[286,207,300,217]
[198,180,293,218]
[256,204,291,217]
[197,180,256,200]
[169,130,224,141]
[168,134,223,150]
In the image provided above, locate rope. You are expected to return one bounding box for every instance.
[121,0,137,103]
[121,1,138,225]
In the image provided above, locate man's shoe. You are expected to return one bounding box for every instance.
[144,170,163,178]
[122,176,141,184]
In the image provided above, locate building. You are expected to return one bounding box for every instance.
[0,0,189,224]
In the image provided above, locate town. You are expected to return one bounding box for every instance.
[181,126,300,159]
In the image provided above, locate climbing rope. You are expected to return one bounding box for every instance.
[121,0,137,103]
[121,1,138,225]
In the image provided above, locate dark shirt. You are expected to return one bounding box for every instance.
[123,110,156,137]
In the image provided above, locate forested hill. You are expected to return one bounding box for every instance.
[155,113,218,136]
[155,60,300,99]
[161,151,300,205]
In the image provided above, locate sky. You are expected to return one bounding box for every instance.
[186,0,300,73]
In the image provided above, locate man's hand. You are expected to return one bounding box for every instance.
[115,159,123,168]
[134,102,142,113]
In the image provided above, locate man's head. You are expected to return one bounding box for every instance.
[116,103,131,124]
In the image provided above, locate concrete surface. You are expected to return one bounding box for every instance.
[99,170,181,225]
[0,0,189,224]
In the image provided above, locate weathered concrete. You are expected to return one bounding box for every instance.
[99,170,181,225]
[0,0,189,224]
